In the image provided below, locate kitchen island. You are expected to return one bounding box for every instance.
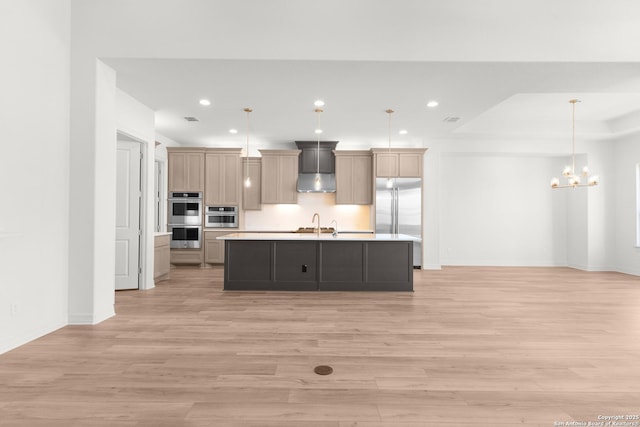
[217,233,416,291]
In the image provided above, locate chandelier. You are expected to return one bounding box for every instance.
[550,99,599,189]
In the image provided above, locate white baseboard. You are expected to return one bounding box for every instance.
[68,309,114,325]
[0,319,67,355]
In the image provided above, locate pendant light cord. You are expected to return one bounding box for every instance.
[570,99,577,176]
[244,107,252,185]
[315,108,323,174]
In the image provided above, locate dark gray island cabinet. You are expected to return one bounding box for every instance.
[218,233,415,291]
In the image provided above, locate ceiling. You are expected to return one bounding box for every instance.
[100,0,640,151]
[106,58,640,150]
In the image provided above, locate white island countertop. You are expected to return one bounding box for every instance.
[217,232,419,241]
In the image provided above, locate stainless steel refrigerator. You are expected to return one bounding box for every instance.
[375,177,422,268]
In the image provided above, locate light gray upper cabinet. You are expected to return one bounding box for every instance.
[334,150,373,205]
[204,148,242,206]
[167,148,205,192]
[259,149,300,204]
[372,148,427,178]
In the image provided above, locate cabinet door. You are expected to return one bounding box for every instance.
[375,153,398,178]
[398,153,422,177]
[204,232,225,264]
[222,154,240,205]
[169,152,204,191]
[205,153,222,204]
[242,159,261,210]
[186,153,205,190]
[278,155,298,204]
[335,156,354,204]
[261,155,279,204]
[154,235,171,279]
[168,152,187,191]
[352,155,372,204]
[206,153,241,206]
[260,151,299,204]
[336,154,372,205]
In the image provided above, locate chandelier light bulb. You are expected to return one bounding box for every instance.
[562,166,572,177]
[315,129,323,134]
[588,175,600,186]
[550,177,560,188]
[582,166,590,176]
[569,176,581,186]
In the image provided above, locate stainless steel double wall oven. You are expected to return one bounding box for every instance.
[168,192,202,249]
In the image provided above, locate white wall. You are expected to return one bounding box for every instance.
[0,1,71,354]
[613,134,640,275]
[440,153,567,266]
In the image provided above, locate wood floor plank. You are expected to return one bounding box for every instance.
[1,265,639,426]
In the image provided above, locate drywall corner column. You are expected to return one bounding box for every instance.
[423,144,441,269]
[68,58,116,324]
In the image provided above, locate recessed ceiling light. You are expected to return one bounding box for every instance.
[427,100,439,108]
[229,128,238,134]
[199,99,211,106]
[314,129,323,134]
[399,129,408,135]
[314,100,325,107]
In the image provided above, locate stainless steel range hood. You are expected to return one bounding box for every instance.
[295,141,338,193]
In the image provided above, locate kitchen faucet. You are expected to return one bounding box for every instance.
[330,219,338,237]
[312,213,320,237]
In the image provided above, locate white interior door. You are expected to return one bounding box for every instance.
[115,140,142,290]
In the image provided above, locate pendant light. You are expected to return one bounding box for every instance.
[550,99,599,189]
[314,107,323,191]
[243,107,252,188]
[386,109,394,189]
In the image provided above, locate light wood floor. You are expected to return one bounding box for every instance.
[1,266,640,426]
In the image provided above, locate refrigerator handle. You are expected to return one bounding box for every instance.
[390,187,395,234]
[395,187,400,234]
[392,187,400,234]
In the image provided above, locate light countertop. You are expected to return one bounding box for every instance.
[154,231,172,237]
[217,232,418,242]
